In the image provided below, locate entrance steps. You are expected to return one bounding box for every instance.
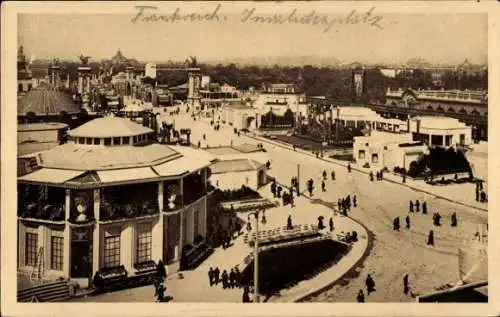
[17,280,71,302]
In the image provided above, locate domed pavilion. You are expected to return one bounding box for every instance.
[17,82,92,128]
[17,116,215,284]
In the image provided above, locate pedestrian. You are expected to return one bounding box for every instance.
[338,199,342,210]
[365,274,376,295]
[451,212,457,227]
[393,217,400,231]
[376,171,380,181]
[409,200,414,213]
[287,215,293,229]
[427,230,434,246]
[322,180,326,192]
[242,286,251,303]
[214,267,220,285]
[198,141,201,148]
[222,270,229,289]
[156,282,166,302]
[203,133,206,140]
[415,200,420,212]
[329,217,334,232]
[403,274,409,295]
[347,195,351,210]
[234,266,241,287]
[380,170,384,181]
[405,215,411,229]
[422,201,427,215]
[348,163,352,173]
[318,216,324,230]
[331,171,336,180]
[323,170,327,180]
[208,267,214,286]
[370,171,374,182]
[353,195,357,207]
[357,289,365,303]
[229,268,236,288]
[156,259,167,283]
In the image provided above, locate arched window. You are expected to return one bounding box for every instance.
[447,107,455,113]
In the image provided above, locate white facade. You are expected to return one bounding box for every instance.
[353,131,426,170]
[211,169,266,191]
[408,116,472,147]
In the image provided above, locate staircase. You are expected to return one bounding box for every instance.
[30,247,44,283]
[17,281,71,302]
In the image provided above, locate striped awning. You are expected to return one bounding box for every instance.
[97,167,158,183]
[153,157,209,177]
[18,168,86,184]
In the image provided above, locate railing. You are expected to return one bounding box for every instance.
[99,201,159,222]
[19,202,65,222]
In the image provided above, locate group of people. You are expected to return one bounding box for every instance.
[369,170,385,182]
[208,266,243,290]
[475,180,487,203]
[356,274,376,302]
[337,194,357,216]
[391,200,460,246]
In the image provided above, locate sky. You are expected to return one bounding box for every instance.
[17,9,488,65]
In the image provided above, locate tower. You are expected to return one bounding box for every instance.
[49,62,61,89]
[187,69,201,106]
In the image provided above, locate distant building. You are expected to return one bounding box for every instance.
[17,122,69,157]
[204,143,269,190]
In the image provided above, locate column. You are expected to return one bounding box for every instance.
[120,223,134,273]
[78,76,83,95]
[428,134,432,146]
[203,196,208,237]
[179,178,184,208]
[63,189,71,277]
[18,221,26,268]
[92,188,101,272]
[178,210,184,260]
[152,181,164,262]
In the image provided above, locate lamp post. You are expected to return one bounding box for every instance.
[248,208,265,303]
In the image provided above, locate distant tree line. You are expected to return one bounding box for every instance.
[54,61,487,100]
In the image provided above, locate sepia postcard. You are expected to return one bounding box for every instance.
[1,1,499,316]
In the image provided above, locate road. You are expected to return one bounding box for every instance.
[156,106,487,302]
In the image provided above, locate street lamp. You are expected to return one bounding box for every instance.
[248,208,265,303]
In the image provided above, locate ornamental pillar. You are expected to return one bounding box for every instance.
[92,188,101,272]
[152,181,164,263]
[63,189,71,277]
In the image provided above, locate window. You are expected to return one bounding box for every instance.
[371,153,379,164]
[358,150,366,159]
[123,137,130,145]
[104,138,112,146]
[50,236,63,270]
[136,224,152,263]
[94,138,101,145]
[133,136,137,144]
[445,135,453,146]
[113,137,121,145]
[25,232,38,266]
[18,84,23,92]
[78,137,85,144]
[86,138,92,145]
[104,235,120,268]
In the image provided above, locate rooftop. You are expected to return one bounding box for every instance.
[37,142,181,171]
[18,84,80,116]
[18,122,68,132]
[68,116,153,138]
[210,159,264,174]
[415,116,468,130]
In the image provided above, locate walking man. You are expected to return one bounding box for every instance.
[353,195,357,207]
[329,217,334,232]
[422,201,427,214]
[405,215,411,229]
[208,267,214,286]
[427,230,435,246]
[403,274,409,295]
[365,274,376,295]
[409,201,414,213]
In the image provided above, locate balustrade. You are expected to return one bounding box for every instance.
[18,201,65,222]
[99,201,159,222]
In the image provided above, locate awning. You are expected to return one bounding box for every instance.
[18,168,86,184]
[97,167,158,183]
[153,157,209,177]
